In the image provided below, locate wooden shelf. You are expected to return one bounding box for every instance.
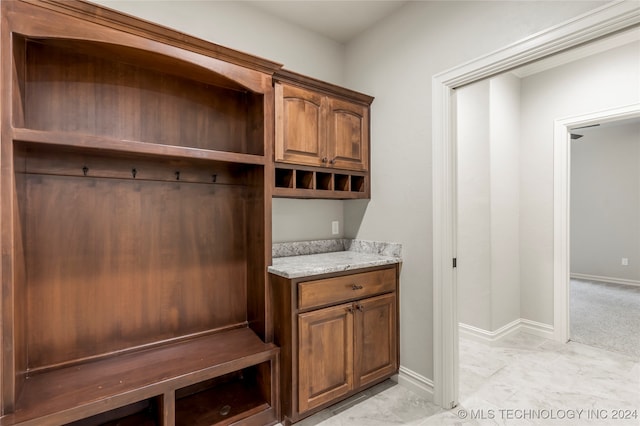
[12,128,266,166]
[273,165,369,199]
[0,328,278,426]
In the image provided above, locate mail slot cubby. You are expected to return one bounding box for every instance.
[335,174,350,192]
[274,166,370,199]
[295,170,314,189]
[275,168,294,189]
[351,175,366,193]
[316,172,333,190]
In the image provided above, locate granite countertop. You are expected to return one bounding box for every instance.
[268,239,402,279]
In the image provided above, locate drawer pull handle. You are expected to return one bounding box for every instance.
[351,284,363,290]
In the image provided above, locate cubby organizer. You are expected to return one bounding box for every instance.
[0,1,280,425]
[274,166,369,199]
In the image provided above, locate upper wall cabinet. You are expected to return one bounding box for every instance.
[273,70,373,199]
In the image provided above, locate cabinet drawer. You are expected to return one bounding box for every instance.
[298,268,396,310]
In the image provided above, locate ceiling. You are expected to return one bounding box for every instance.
[240,1,639,74]
[243,1,408,43]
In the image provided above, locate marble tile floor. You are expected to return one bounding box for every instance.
[283,332,640,425]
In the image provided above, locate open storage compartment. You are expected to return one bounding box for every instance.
[65,397,162,426]
[19,36,265,156]
[13,142,260,371]
[1,2,280,424]
[335,174,350,192]
[316,172,333,191]
[175,361,274,426]
[273,166,369,199]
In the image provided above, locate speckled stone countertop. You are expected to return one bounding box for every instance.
[269,239,401,279]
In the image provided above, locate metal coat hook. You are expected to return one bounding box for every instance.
[175,171,180,181]
[82,166,89,176]
[132,168,137,179]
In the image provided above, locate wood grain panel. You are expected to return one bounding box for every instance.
[354,293,397,389]
[24,171,247,369]
[276,84,325,167]
[24,39,263,155]
[297,303,353,412]
[327,97,368,171]
[298,268,396,310]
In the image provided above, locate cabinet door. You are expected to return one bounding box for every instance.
[275,83,326,167]
[326,97,369,171]
[354,293,397,388]
[298,303,354,413]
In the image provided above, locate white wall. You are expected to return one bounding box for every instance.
[91,0,347,243]
[571,121,640,282]
[489,74,521,330]
[456,40,640,337]
[344,0,606,382]
[520,41,640,324]
[457,80,492,331]
[91,0,345,84]
[91,0,611,384]
[457,74,520,332]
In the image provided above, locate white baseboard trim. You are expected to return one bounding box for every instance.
[459,318,554,344]
[394,366,434,402]
[519,318,555,339]
[458,319,521,343]
[571,273,640,288]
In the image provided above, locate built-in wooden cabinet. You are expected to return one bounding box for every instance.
[273,70,373,199]
[0,1,280,424]
[0,1,384,425]
[270,266,399,425]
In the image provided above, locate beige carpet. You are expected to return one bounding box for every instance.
[570,279,640,359]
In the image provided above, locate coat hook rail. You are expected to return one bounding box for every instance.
[71,165,227,184]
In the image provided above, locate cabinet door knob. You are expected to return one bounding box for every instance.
[356,303,364,312]
[321,157,328,163]
[351,284,363,290]
[347,306,354,313]
[329,158,336,164]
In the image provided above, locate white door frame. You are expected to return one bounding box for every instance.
[553,103,640,343]
[432,1,640,409]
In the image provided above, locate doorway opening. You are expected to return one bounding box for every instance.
[568,117,640,359]
[432,2,640,408]
[554,106,640,353]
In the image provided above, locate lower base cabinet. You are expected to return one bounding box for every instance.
[271,265,399,425]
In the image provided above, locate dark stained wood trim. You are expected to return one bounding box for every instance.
[273,187,369,200]
[12,128,267,166]
[273,68,374,105]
